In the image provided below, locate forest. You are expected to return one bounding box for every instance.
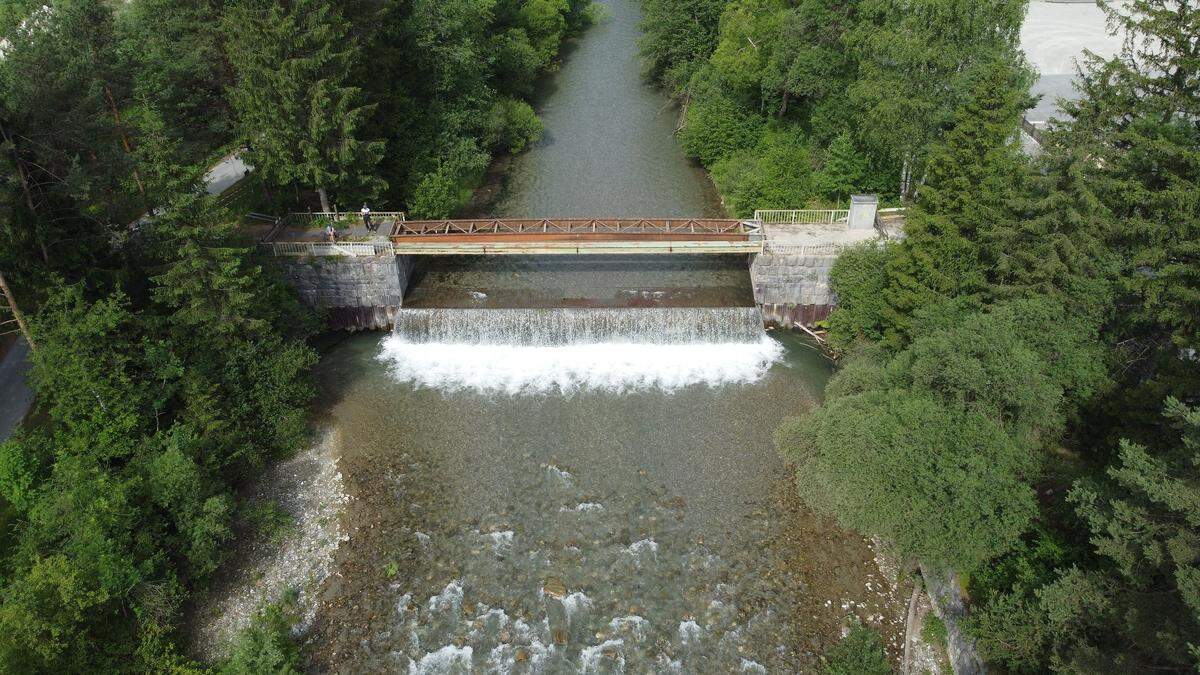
[640,0,1198,671]
[0,0,589,670]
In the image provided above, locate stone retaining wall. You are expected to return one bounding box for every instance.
[750,252,839,327]
[272,254,414,331]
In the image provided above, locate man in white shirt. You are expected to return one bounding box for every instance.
[360,204,373,232]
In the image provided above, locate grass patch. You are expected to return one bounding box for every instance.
[922,614,948,645]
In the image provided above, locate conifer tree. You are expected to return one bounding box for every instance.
[224,0,385,211]
[814,132,869,203]
[1060,0,1200,352]
[1037,399,1200,672]
[879,57,1031,346]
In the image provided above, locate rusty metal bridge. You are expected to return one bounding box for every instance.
[387,218,761,254]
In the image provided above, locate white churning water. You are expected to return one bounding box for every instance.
[378,307,783,394]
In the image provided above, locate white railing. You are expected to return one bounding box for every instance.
[287,211,407,227]
[761,243,853,256]
[752,209,850,226]
[258,242,395,257]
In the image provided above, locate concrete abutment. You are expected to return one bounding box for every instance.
[271,254,414,331]
[750,252,840,328]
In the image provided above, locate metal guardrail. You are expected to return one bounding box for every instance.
[287,211,407,228]
[752,209,850,226]
[395,218,755,237]
[258,242,394,257]
[391,240,763,255]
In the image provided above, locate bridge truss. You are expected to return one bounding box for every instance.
[389,218,763,254]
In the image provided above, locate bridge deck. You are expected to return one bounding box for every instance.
[390,218,761,254]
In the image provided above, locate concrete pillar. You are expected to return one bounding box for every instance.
[848,194,879,231]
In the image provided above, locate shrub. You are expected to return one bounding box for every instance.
[219,594,302,675]
[486,98,544,154]
[824,624,891,675]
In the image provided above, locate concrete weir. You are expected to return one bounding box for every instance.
[273,253,414,331]
[260,197,900,331]
[751,196,887,328]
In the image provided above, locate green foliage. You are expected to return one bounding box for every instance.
[486,98,545,154]
[409,139,491,219]
[638,0,725,88]
[782,296,1109,570]
[225,0,386,210]
[678,71,764,166]
[801,4,1200,674]
[219,593,303,675]
[711,126,815,216]
[880,57,1032,347]
[115,0,231,153]
[922,615,947,646]
[823,624,891,675]
[0,426,55,516]
[784,386,1037,569]
[826,243,894,349]
[0,0,589,666]
[243,500,298,547]
[645,0,1033,212]
[847,0,1028,197]
[0,191,317,668]
[815,132,869,203]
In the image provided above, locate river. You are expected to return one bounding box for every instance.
[210,0,909,671]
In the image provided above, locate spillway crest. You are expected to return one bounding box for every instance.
[379,307,782,394]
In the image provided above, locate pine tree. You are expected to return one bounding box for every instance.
[879,57,1031,346]
[1060,0,1200,353]
[814,132,868,203]
[985,146,1116,323]
[1040,399,1200,672]
[224,0,385,211]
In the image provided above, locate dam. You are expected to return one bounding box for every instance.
[261,199,897,330]
[253,0,912,670]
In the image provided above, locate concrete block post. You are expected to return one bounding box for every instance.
[848,194,879,231]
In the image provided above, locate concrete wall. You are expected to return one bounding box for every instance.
[272,254,414,331]
[750,252,839,327]
[922,564,987,675]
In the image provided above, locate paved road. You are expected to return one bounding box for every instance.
[1021,1,1122,122]
[204,152,251,196]
[0,338,33,442]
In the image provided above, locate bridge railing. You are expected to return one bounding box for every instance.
[287,211,407,228]
[258,242,394,257]
[762,243,856,256]
[752,209,850,226]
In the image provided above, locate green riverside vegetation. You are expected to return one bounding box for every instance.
[0,0,589,669]
[641,0,1199,670]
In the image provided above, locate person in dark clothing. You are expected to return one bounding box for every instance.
[361,204,373,232]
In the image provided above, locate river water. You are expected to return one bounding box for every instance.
[298,0,907,671]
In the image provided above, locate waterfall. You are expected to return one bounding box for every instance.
[392,308,766,346]
[379,307,782,394]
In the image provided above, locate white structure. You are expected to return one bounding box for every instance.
[848,194,879,231]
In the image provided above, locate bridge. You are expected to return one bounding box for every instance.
[256,205,893,256]
[250,177,905,260]
[259,215,766,255]
[257,198,904,330]
[390,218,760,254]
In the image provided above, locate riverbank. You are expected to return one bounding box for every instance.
[187,427,347,661]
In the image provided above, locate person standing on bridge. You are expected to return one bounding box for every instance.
[361,203,373,232]
[326,223,337,243]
